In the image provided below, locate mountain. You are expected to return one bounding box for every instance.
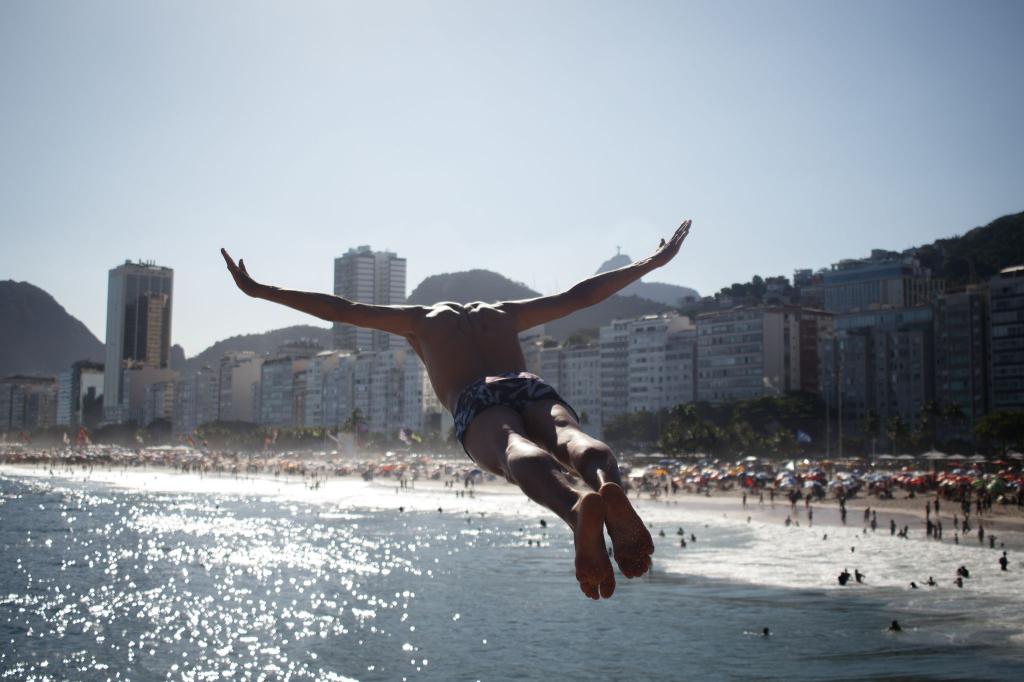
[182,325,333,375]
[594,253,700,306]
[543,294,671,339]
[0,281,104,376]
[407,269,670,340]
[408,269,539,305]
[910,211,1024,286]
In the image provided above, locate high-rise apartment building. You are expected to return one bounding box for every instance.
[0,376,57,432]
[562,345,603,436]
[57,360,104,427]
[821,250,944,314]
[258,355,311,427]
[142,380,176,427]
[934,285,989,437]
[103,260,174,423]
[599,320,630,426]
[990,266,1024,411]
[333,246,406,352]
[628,315,696,413]
[217,351,263,422]
[171,366,217,434]
[819,306,934,444]
[696,307,810,403]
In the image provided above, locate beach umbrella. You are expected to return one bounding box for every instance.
[876,454,895,461]
[988,479,1007,494]
[967,454,987,464]
[922,451,947,460]
[896,454,915,461]
[1008,452,1024,461]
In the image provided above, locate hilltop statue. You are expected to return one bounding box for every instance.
[222,220,691,599]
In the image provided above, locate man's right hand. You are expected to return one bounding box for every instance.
[221,248,262,297]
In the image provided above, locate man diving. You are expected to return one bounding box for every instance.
[221,219,691,599]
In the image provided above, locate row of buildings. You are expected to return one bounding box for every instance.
[521,249,1023,447]
[2,245,1022,452]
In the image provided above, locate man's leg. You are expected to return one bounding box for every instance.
[462,406,615,599]
[522,400,654,578]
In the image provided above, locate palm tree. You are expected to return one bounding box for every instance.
[342,408,368,444]
[943,401,966,441]
[863,410,879,456]
[887,415,909,453]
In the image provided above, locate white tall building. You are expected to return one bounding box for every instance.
[124,365,178,425]
[321,353,357,428]
[103,260,174,423]
[142,380,175,427]
[257,356,310,427]
[217,352,263,422]
[599,320,630,425]
[561,345,603,436]
[173,366,218,434]
[627,314,696,413]
[258,347,427,440]
[333,246,406,352]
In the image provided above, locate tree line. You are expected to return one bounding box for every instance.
[602,392,1024,459]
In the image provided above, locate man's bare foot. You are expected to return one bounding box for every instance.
[571,492,616,600]
[600,482,654,578]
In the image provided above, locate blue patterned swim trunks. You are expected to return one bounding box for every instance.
[452,371,579,453]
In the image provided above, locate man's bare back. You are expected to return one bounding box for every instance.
[408,301,530,411]
[222,220,691,599]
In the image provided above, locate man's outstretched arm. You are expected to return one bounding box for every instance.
[504,220,692,331]
[221,249,420,336]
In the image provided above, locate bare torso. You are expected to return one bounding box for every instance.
[403,301,528,412]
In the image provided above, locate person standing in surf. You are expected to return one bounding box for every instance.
[221,220,691,599]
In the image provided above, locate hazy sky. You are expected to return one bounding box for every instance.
[2,0,1022,356]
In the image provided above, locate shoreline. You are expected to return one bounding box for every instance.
[5,461,1023,552]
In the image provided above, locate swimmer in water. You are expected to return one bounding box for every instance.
[222,221,692,599]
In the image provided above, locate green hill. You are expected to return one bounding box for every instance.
[911,211,1024,285]
[0,281,104,376]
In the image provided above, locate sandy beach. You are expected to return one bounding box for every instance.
[7,458,1021,553]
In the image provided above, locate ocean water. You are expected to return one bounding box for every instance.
[1,468,1022,681]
